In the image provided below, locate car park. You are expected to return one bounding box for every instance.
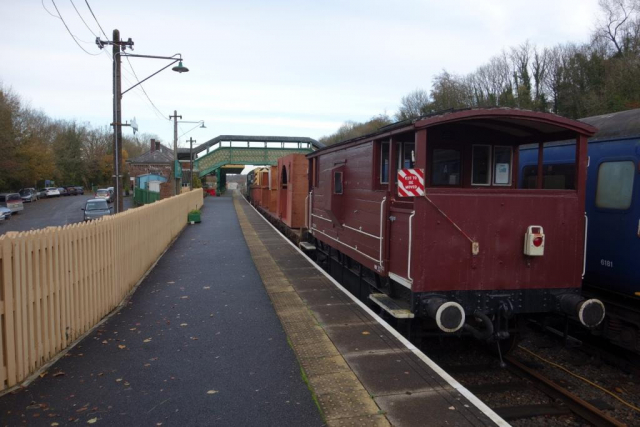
[81,199,112,221]
[95,189,113,203]
[45,187,61,197]
[0,193,24,214]
[19,188,38,203]
[0,207,11,221]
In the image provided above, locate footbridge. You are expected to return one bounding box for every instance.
[189,135,323,193]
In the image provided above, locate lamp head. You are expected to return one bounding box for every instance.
[172,61,189,73]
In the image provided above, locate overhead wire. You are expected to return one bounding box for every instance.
[84,0,109,40]
[47,0,172,127]
[42,0,60,18]
[80,0,170,122]
[49,0,101,55]
[70,0,98,37]
[124,55,171,121]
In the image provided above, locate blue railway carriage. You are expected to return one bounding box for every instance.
[519,108,640,353]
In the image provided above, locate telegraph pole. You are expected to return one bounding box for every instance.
[169,111,182,195]
[187,137,196,189]
[97,30,133,213]
[112,30,123,214]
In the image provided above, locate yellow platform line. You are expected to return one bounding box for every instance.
[233,196,390,427]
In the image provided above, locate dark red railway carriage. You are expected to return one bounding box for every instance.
[306,108,605,342]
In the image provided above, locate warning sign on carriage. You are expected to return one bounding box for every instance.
[398,168,425,197]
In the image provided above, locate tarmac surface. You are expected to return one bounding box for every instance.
[0,195,324,426]
[0,194,134,237]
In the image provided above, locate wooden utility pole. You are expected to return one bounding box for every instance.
[188,137,196,189]
[113,29,124,214]
[170,111,182,195]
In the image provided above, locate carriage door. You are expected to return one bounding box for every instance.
[279,165,288,220]
[586,143,640,292]
[388,140,417,290]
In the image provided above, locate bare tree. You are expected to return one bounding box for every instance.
[531,46,550,111]
[471,52,513,107]
[596,0,640,55]
[429,70,475,111]
[396,89,431,120]
[511,41,533,108]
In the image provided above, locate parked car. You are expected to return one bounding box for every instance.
[66,186,78,196]
[45,187,61,197]
[19,188,38,203]
[24,188,39,201]
[95,189,113,203]
[0,193,24,214]
[82,199,112,221]
[0,206,11,221]
[74,186,84,195]
[58,187,69,196]
[37,188,48,198]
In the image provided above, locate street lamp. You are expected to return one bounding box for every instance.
[172,61,189,73]
[177,120,206,189]
[96,29,189,213]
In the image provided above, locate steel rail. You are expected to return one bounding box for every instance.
[505,355,625,427]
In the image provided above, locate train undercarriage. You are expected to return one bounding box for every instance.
[309,236,604,354]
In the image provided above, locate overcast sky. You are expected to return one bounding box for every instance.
[1,0,601,149]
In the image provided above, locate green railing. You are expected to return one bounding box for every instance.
[134,188,161,206]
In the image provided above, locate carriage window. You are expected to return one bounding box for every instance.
[493,146,512,185]
[334,172,343,194]
[522,164,575,189]
[472,145,491,185]
[431,148,461,186]
[399,142,415,169]
[380,142,390,183]
[596,161,635,209]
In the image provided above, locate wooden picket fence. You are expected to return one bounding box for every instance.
[0,189,203,391]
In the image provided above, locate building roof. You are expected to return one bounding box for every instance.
[127,143,174,164]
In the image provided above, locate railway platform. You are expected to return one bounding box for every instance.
[233,193,506,427]
[0,194,506,426]
[0,195,323,426]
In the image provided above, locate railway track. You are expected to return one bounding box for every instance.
[503,354,624,426]
[527,318,640,378]
[425,339,629,426]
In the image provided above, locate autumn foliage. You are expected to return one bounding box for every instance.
[0,85,156,192]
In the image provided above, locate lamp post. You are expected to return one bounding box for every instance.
[177,120,206,190]
[187,137,196,189]
[96,30,189,212]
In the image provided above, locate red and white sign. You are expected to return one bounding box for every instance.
[398,168,424,197]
